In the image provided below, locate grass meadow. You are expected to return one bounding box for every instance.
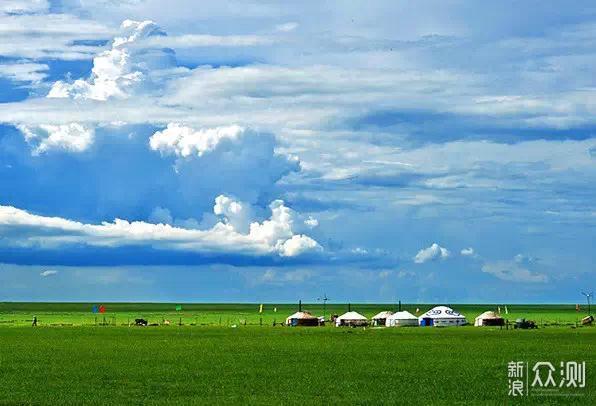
[0,303,593,404]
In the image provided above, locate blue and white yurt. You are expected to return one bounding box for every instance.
[418,306,467,327]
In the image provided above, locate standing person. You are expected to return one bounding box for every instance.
[32,316,37,327]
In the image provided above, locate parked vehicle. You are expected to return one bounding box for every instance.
[514,318,537,329]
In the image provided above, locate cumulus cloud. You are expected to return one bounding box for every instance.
[48,20,174,101]
[17,123,95,154]
[414,243,450,264]
[278,234,320,257]
[481,261,548,283]
[13,20,167,154]
[149,123,300,205]
[213,194,253,234]
[460,247,475,256]
[0,195,320,258]
[40,269,58,277]
[150,124,247,158]
[247,199,320,256]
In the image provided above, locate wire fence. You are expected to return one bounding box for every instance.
[0,315,593,329]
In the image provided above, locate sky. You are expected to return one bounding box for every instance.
[0,0,594,304]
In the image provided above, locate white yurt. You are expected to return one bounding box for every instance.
[335,311,368,327]
[385,311,418,327]
[285,311,319,326]
[474,311,504,327]
[371,311,393,326]
[418,306,467,327]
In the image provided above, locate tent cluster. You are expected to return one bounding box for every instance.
[286,305,505,328]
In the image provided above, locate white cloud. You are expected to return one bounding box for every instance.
[414,243,450,264]
[351,247,368,255]
[140,33,273,48]
[149,124,246,158]
[256,268,313,284]
[247,200,319,254]
[275,22,298,32]
[461,247,475,256]
[0,62,48,83]
[213,194,253,234]
[278,234,320,257]
[0,196,320,258]
[48,20,174,101]
[0,14,113,60]
[481,261,548,283]
[40,269,58,277]
[149,123,300,206]
[17,123,95,154]
[514,253,538,264]
[304,216,318,228]
[0,0,48,15]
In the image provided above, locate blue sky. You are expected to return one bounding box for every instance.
[0,0,594,303]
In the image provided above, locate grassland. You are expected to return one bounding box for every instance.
[0,303,593,405]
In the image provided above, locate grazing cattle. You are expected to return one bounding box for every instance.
[134,318,148,326]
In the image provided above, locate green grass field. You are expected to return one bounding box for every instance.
[0,303,593,404]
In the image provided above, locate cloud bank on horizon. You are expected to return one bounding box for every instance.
[0,1,594,302]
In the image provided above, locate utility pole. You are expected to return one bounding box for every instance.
[581,291,593,315]
[317,293,330,321]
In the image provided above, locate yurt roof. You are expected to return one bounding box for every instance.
[475,311,502,320]
[419,306,465,319]
[372,311,393,319]
[337,311,367,320]
[286,311,317,320]
[387,311,418,320]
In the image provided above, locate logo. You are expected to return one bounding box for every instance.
[508,361,586,397]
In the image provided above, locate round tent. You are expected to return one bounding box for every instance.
[474,311,504,327]
[335,311,368,327]
[371,311,393,326]
[385,311,418,327]
[285,311,319,327]
[418,306,467,327]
